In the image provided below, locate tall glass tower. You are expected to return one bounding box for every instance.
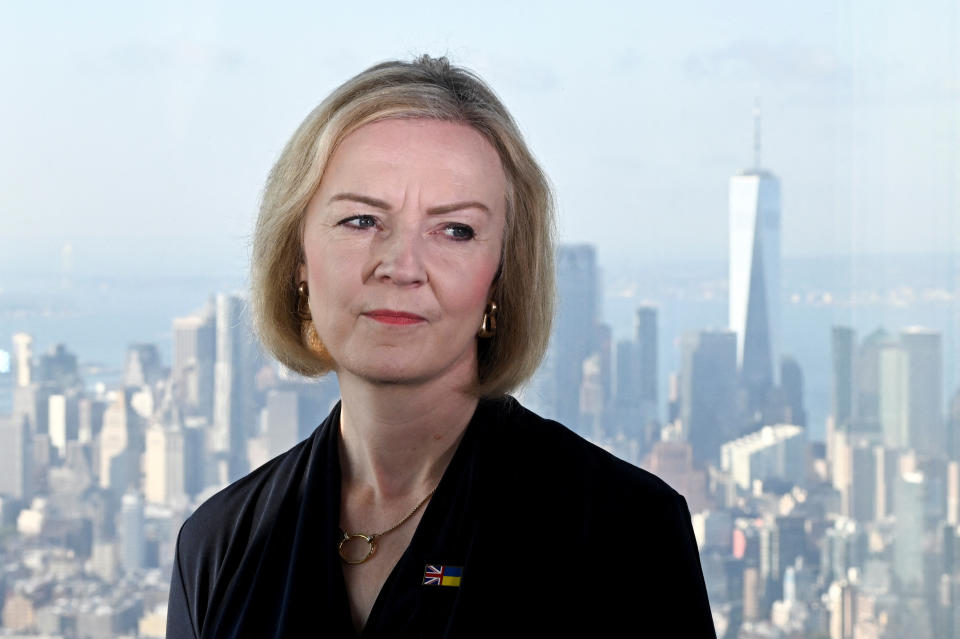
[729,104,781,417]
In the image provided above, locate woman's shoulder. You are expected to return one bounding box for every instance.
[171,417,334,634]
[481,395,683,508]
[474,397,715,638]
[175,409,335,571]
[181,433,314,539]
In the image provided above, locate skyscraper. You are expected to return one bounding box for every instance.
[635,306,658,425]
[124,343,163,388]
[47,392,78,459]
[856,328,889,430]
[831,326,857,431]
[878,338,909,450]
[145,423,187,507]
[173,304,217,420]
[265,389,331,458]
[720,424,805,490]
[779,356,806,427]
[729,111,781,418]
[120,490,146,574]
[99,389,142,498]
[530,244,599,436]
[12,333,32,388]
[894,471,926,592]
[612,305,658,442]
[213,293,258,482]
[37,343,80,391]
[0,414,33,500]
[681,329,738,466]
[950,389,960,461]
[900,327,943,457]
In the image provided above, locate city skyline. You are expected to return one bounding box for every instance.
[1,244,957,636]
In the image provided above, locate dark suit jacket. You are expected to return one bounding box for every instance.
[166,395,717,638]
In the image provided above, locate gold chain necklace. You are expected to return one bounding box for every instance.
[338,488,437,565]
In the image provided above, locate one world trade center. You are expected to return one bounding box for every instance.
[728,105,781,422]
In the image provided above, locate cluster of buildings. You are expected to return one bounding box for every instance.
[0,145,957,639]
[0,294,343,638]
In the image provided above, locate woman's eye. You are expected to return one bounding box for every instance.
[442,224,475,241]
[338,214,378,229]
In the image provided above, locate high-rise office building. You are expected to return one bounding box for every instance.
[145,424,187,507]
[729,161,781,418]
[779,356,806,427]
[614,339,636,422]
[99,389,142,498]
[743,566,761,621]
[894,471,926,592]
[173,303,217,419]
[951,389,960,461]
[822,518,866,584]
[532,245,599,436]
[635,306,658,428]
[37,343,80,391]
[13,383,51,435]
[593,322,613,410]
[47,392,79,459]
[874,445,899,520]
[681,329,738,466]
[900,327,943,457]
[848,442,878,523]
[878,338,909,450]
[832,327,857,431]
[12,333,32,388]
[124,343,163,388]
[826,579,859,639]
[175,416,208,499]
[78,397,107,445]
[763,516,806,600]
[265,389,332,459]
[120,491,146,574]
[856,328,889,429]
[0,415,33,500]
[641,440,711,513]
[213,293,259,482]
[720,424,805,490]
[578,353,605,439]
[613,309,654,442]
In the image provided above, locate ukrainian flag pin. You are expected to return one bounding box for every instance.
[423,564,462,587]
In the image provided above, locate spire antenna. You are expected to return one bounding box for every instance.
[753,97,762,170]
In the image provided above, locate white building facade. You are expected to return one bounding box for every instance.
[729,170,781,410]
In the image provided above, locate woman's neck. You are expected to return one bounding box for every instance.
[336,373,479,504]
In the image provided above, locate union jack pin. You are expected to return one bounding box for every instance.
[423,564,462,587]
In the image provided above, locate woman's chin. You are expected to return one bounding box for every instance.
[336,360,432,387]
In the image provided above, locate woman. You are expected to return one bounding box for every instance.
[166,55,715,638]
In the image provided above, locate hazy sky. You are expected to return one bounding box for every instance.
[2,0,958,279]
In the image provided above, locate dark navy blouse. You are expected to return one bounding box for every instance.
[166,396,716,638]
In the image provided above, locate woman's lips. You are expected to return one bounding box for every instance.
[363,310,426,325]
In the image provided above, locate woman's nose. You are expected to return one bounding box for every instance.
[371,225,427,286]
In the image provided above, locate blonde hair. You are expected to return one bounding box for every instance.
[250,55,555,397]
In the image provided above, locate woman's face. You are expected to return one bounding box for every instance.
[299,118,507,388]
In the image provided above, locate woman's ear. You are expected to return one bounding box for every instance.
[298,263,307,283]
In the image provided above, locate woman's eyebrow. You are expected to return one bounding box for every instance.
[328,192,391,209]
[426,201,490,216]
[328,192,490,215]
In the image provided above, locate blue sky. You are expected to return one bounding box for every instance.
[2,0,958,278]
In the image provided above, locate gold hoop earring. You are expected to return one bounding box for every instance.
[296,280,327,357]
[296,281,311,321]
[477,301,498,338]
